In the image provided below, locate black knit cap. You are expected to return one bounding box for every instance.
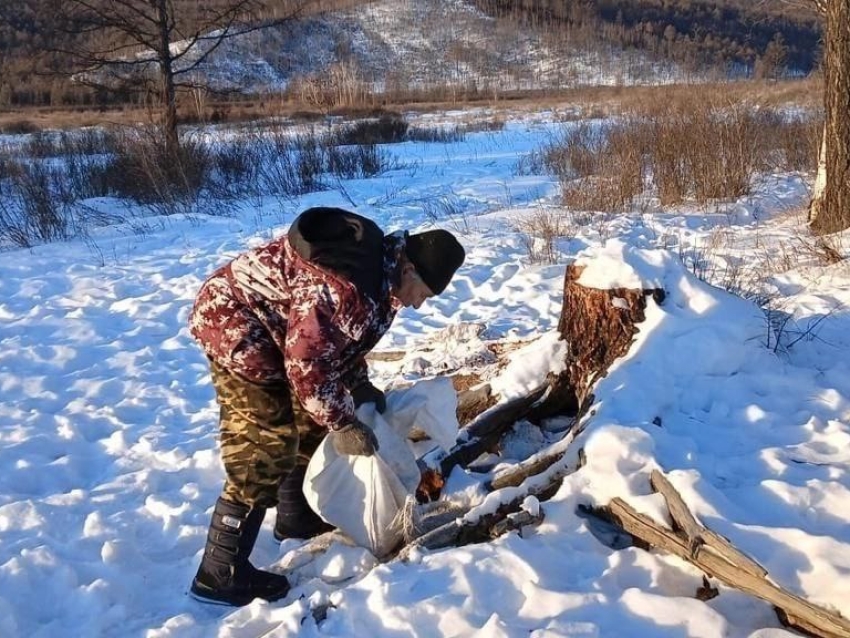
[405,229,465,294]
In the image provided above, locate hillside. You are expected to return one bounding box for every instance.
[473,0,822,76]
[77,0,690,97]
[0,0,823,109]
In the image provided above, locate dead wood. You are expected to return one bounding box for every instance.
[386,264,669,560]
[531,264,664,421]
[649,470,767,579]
[456,382,496,425]
[402,445,584,556]
[487,422,584,491]
[438,385,547,477]
[489,509,544,538]
[593,473,850,638]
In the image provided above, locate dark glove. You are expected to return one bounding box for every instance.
[331,419,379,457]
[350,382,386,414]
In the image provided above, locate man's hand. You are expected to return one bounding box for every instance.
[331,419,379,457]
[350,382,386,414]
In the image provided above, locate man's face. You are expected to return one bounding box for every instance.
[396,262,434,309]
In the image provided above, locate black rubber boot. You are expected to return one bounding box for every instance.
[191,497,290,606]
[274,466,334,542]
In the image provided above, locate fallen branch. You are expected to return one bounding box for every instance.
[437,385,548,477]
[595,472,850,638]
[401,444,584,557]
[487,420,583,491]
[649,470,767,579]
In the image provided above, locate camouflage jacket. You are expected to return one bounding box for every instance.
[190,210,403,429]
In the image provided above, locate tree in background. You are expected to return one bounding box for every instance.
[756,32,788,79]
[1,0,312,157]
[805,0,850,235]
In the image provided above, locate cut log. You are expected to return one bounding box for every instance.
[532,264,665,420]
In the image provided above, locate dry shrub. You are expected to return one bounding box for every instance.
[96,129,212,210]
[544,122,643,212]
[767,113,823,172]
[421,193,478,234]
[549,123,602,179]
[511,209,574,264]
[794,229,845,266]
[406,124,465,143]
[0,160,76,247]
[0,119,41,135]
[537,86,820,212]
[240,122,395,197]
[459,119,506,134]
[330,113,409,145]
[636,94,762,204]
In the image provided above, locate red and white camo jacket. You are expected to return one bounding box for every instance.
[190,233,403,429]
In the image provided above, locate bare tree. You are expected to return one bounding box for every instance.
[2,0,313,156]
[801,0,850,235]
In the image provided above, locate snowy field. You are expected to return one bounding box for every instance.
[1,108,849,638]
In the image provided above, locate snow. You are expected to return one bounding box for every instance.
[87,0,693,94]
[2,109,850,638]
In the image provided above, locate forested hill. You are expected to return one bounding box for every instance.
[472,0,822,75]
[0,0,823,111]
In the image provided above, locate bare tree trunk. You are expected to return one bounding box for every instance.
[808,127,826,224]
[811,0,850,235]
[155,0,180,158]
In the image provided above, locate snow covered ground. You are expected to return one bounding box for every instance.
[1,108,849,638]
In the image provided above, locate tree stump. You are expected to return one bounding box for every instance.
[533,263,665,420]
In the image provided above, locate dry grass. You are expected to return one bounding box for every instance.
[793,229,846,265]
[0,78,822,133]
[528,85,823,214]
[510,210,576,264]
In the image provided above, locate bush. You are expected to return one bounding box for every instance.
[540,123,604,180]
[511,210,574,264]
[0,160,73,246]
[331,113,409,145]
[0,119,41,135]
[326,143,387,178]
[1,116,402,248]
[534,92,821,212]
[96,132,212,207]
[539,122,643,212]
[406,125,465,143]
[768,113,822,172]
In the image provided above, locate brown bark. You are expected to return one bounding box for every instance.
[155,0,180,158]
[593,471,850,638]
[532,264,665,420]
[811,0,850,235]
[439,386,547,477]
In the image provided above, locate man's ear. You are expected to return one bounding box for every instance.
[401,261,417,277]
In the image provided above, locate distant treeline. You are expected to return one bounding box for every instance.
[0,0,823,111]
[472,0,823,76]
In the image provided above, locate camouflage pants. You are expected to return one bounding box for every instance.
[209,359,326,509]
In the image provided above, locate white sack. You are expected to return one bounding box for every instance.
[303,377,459,557]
